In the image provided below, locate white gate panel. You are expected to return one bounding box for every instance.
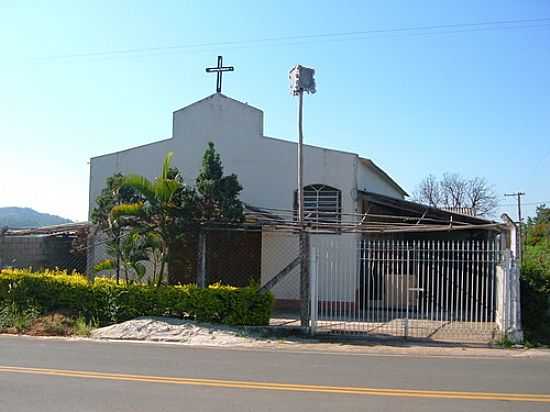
[311,236,503,343]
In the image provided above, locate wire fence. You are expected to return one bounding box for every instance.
[0,226,300,290]
[0,223,520,343]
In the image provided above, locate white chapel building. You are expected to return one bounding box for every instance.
[88,92,408,304]
[89,93,407,220]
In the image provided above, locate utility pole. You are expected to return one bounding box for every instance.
[297,91,304,224]
[289,65,316,328]
[504,192,526,262]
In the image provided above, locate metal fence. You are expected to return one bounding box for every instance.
[0,227,299,291]
[311,236,504,342]
[1,225,520,343]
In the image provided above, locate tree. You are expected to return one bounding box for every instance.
[413,173,498,216]
[196,142,244,223]
[91,173,140,282]
[526,204,550,246]
[112,153,191,286]
[94,231,161,284]
[103,143,245,286]
[412,174,441,208]
[521,204,550,343]
[168,143,244,284]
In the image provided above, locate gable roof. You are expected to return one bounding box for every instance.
[359,158,409,197]
[173,92,263,115]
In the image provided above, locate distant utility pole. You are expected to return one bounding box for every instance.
[504,192,526,262]
[289,64,316,329]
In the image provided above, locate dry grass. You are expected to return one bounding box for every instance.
[0,311,96,337]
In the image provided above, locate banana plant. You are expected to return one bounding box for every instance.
[93,230,160,283]
[111,152,188,286]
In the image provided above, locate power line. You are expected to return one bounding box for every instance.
[33,17,550,62]
[497,200,550,207]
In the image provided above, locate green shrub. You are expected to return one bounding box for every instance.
[0,269,272,327]
[521,264,550,345]
[520,238,550,344]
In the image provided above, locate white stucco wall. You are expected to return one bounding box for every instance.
[90,93,404,219]
[357,163,404,199]
[89,139,172,214]
[260,232,300,300]
[260,231,360,303]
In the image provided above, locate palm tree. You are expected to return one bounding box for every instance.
[112,152,188,286]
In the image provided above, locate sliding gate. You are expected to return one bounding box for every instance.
[310,236,502,342]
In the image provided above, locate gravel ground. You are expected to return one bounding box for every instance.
[88,317,550,358]
[91,317,289,346]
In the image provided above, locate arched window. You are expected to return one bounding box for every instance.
[294,184,342,223]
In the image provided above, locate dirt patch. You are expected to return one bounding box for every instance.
[0,312,95,337]
[25,313,74,336]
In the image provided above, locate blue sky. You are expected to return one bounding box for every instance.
[1,1,549,222]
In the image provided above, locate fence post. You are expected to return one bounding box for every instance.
[0,229,5,269]
[495,259,504,333]
[309,245,318,335]
[86,227,96,281]
[300,229,310,328]
[197,230,207,288]
[404,243,410,339]
[499,215,524,343]
[507,254,524,343]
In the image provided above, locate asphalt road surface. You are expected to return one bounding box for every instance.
[1,336,549,411]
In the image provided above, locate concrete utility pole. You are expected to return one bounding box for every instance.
[504,192,526,262]
[289,64,316,328]
[297,91,305,224]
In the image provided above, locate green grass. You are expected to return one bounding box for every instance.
[494,336,515,348]
[0,307,98,337]
[0,304,39,333]
[73,315,98,337]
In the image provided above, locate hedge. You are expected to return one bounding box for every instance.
[521,265,550,344]
[0,269,273,326]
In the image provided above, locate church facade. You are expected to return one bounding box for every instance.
[88,93,407,302]
[87,92,522,341]
[89,93,407,223]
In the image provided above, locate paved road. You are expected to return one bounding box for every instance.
[1,336,549,411]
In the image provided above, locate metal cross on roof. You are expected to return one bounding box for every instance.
[205,56,234,93]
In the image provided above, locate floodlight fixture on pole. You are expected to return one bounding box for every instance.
[289,64,316,329]
[289,64,316,96]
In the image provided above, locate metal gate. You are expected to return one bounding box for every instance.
[310,236,503,342]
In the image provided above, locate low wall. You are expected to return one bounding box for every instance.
[0,234,83,272]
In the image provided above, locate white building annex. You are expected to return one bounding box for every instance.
[89,92,407,303]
